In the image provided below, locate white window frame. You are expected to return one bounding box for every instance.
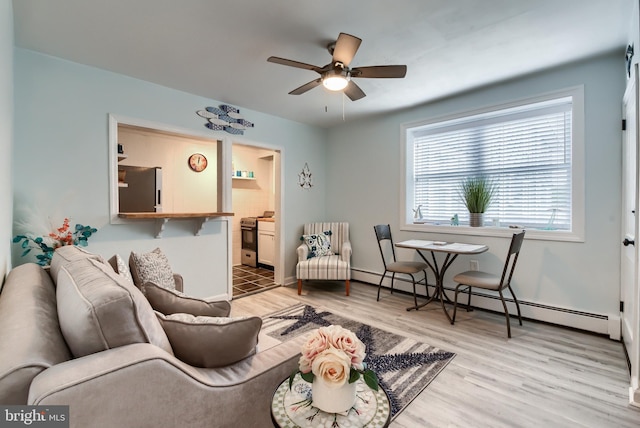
[400,86,585,242]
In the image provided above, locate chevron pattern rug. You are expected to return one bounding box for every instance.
[261,303,455,420]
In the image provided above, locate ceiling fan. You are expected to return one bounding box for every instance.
[267,32,407,101]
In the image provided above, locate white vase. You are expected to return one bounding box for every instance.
[312,378,357,413]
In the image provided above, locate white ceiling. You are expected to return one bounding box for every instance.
[12,0,634,128]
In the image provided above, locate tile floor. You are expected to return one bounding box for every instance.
[232,264,277,298]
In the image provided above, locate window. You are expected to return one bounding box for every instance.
[402,87,584,241]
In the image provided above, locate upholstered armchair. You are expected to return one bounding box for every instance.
[296,222,352,296]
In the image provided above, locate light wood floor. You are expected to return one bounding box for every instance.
[231,280,640,428]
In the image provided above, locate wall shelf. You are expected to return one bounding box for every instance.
[118,212,234,238]
[232,176,256,180]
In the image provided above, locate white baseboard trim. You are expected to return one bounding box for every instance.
[608,315,621,340]
[352,268,617,338]
[630,386,640,408]
[284,275,297,287]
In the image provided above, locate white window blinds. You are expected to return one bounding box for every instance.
[412,97,573,230]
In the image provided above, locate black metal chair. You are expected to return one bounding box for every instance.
[451,230,526,338]
[373,224,429,306]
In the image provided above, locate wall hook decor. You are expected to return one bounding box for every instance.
[197,104,254,135]
[298,162,313,189]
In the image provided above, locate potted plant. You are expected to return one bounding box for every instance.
[458,176,496,227]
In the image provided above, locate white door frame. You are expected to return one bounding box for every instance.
[226,137,284,293]
[622,64,640,407]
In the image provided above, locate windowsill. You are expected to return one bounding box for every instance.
[401,222,583,242]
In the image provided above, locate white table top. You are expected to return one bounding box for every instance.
[396,239,488,255]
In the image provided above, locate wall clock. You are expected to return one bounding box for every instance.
[188,153,208,172]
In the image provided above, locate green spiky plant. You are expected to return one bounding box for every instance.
[458,176,496,213]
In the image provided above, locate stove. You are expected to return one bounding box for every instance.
[240,211,274,267]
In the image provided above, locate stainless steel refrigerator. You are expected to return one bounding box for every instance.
[118,166,162,213]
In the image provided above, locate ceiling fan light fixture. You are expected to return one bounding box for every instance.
[322,68,350,91]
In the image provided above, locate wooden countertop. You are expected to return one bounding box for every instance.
[118,212,234,238]
[119,212,234,219]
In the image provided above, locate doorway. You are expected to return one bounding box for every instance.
[231,142,281,297]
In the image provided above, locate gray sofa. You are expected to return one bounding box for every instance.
[0,246,301,427]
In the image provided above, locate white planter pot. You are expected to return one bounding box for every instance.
[312,378,357,413]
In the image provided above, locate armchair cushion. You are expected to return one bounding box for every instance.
[296,254,351,280]
[156,313,261,368]
[143,282,231,317]
[129,248,176,290]
[56,258,173,358]
[300,231,333,258]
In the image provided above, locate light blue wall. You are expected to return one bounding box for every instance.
[326,52,625,321]
[0,0,13,282]
[13,48,327,296]
[7,30,628,328]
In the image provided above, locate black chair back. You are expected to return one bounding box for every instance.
[373,224,396,269]
[499,230,526,291]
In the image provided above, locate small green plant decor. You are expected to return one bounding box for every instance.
[13,218,97,266]
[458,176,497,227]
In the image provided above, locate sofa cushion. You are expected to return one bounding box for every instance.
[49,245,106,286]
[156,312,261,368]
[143,282,231,317]
[129,248,176,290]
[56,258,173,358]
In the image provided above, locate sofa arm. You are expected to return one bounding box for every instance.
[0,264,72,404]
[173,274,184,292]
[296,243,309,262]
[340,241,352,262]
[29,338,303,428]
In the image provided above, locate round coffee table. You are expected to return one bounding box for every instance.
[271,374,390,428]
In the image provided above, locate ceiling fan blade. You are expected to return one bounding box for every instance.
[344,81,366,101]
[289,78,322,95]
[351,65,407,78]
[267,56,324,73]
[332,33,362,67]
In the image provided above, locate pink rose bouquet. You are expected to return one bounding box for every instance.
[290,325,378,391]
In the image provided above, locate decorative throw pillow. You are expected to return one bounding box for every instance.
[156,312,261,368]
[56,258,173,358]
[129,248,176,290]
[108,254,134,284]
[143,282,231,317]
[301,230,333,259]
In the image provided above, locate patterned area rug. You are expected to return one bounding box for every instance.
[261,303,456,420]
